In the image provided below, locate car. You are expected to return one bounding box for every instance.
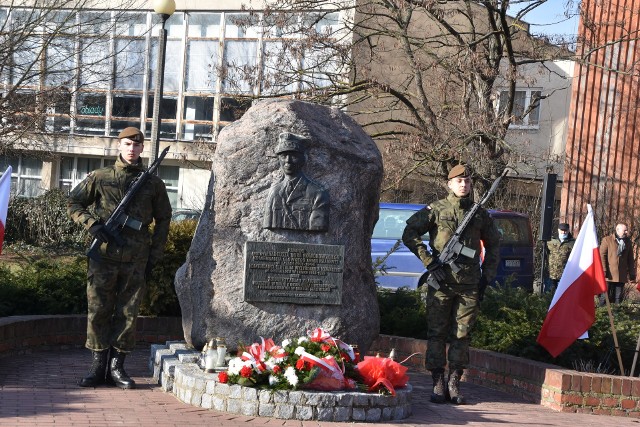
[171,209,201,222]
[372,202,534,291]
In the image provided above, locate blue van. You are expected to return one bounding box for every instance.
[371,203,534,291]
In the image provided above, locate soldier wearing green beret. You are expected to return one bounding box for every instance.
[67,127,172,389]
[263,132,329,231]
[402,164,500,405]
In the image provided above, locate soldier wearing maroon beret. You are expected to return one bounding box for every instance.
[402,163,500,405]
[68,127,172,390]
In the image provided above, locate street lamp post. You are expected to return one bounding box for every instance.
[149,0,176,163]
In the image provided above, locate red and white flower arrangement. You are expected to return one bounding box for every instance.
[216,328,409,395]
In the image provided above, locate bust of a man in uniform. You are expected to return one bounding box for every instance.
[262,132,329,231]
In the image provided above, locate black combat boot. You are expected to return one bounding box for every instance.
[107,349,136,389]
[430,368,446,403]
[78,349,109,387]
[447,369,466,404]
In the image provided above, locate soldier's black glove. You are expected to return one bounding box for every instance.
[429,260,447,283]
[88,223,110,243]
[478,276,489,301]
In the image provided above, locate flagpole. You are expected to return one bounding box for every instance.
[602,291,625,375]
[631,330,640,377]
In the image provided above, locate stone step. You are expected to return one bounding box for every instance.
[149,340,200,392]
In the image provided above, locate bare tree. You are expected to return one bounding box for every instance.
[229,0,581,198]
[0,0,142,155]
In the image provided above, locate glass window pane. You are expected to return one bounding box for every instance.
[222,40,258,93]
[166,188,178,208]
[77,93,106,117]
[115,38,146,90]
[80,11,112,35]
[144,122,176,139]
[182,123,213,141]
[60,157,74,181]
[512,91,526,125]
[219,97,251,122]
[186,40,218,91]
[152,12,184,37]
[149,39,182,92]
[45,37,75,86]
[147,96,177,120]
[262,12,298,38]
[76,118,105,135]
[77,157,102,179]
[528,90,541,126]
[262,41,298,94]
[12,36,40,86]
[80,38,111,88]
[225,13,260,38]
[20,178,43,197]
[112,94,142,118]
[183,96,214,121]
[158,165,179,186]
[21,157,42,176]
[115,13,147,36]
[188,13,221,37]
[46,116,71,133]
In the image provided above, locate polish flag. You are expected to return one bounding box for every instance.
[537,204,607,357]
[0,166,11,254]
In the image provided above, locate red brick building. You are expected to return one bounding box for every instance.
[562,0,640,232]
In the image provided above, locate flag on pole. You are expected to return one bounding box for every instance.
[0,166,12,254]
[537,204,607,357]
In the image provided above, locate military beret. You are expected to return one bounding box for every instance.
[118,127,144,142]
[558,223,570,231]
[275,132,310,154]
[448,164,471,179]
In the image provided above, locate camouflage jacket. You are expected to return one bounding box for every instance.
[402,192,501,284]
[547,235,575,280]
[67,155,172,263]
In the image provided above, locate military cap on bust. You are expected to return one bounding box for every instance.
[118,127,144,143]
[275,132,310,154]
[558,223,570,231]
[447,164,472,180]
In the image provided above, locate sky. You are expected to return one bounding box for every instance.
[509,0,581,38]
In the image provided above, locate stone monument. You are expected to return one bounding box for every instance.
[174,99,383,352]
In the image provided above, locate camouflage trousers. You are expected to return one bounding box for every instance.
[424,283,480,371]
[85,258,146,352]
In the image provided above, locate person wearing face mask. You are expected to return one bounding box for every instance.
[600,223,636,304]
[402,164,500,405]
[546,223,576,292]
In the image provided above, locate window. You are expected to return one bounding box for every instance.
[59,156,109,194]
[498,89,541,128]
[0,155,43,197]
[158,165,179,208]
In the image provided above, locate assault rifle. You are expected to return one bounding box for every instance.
[419,169,508,290]
[87,146,170,261]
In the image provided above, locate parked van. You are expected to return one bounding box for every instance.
[372,203,534,291]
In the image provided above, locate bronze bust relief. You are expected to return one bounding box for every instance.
[263,132,329,231]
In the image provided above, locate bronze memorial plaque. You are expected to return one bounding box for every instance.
[243,241,344,305]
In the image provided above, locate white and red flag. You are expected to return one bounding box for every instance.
[0,166,11,254]
[537,204,607,357]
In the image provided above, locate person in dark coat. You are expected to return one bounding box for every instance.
[600,223,636,304]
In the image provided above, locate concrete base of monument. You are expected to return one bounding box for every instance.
[150,341,413,422]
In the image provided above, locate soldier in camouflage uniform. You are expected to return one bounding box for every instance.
[546,223,575,292]
[68,127,172,389]
[402,164,500,405]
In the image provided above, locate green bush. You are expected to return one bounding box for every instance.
[1,219,197,318]
[6,189,87,248]
[378,284,640,374]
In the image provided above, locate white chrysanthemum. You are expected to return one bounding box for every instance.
[268,375,280,386]
[281,339,291,347]
[284,366,299,386]
[294,346,305,356]
[227,357,243,375]
[265,359,278,371]
[297,337,308,344]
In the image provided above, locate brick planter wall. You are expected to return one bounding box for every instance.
[0,315,183,355]
[371,334,640,418]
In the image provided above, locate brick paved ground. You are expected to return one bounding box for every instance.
[1,347,639,427]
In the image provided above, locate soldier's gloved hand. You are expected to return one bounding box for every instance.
[429,260,447,283]
[88,223,110,243]
[478,276,489,301]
